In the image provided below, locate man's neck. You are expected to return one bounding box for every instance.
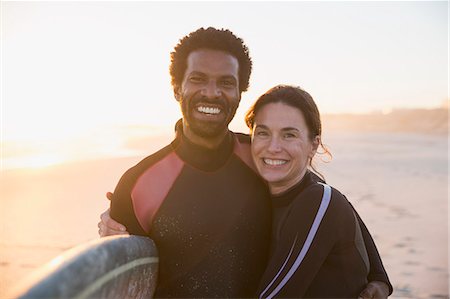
[182,123,230,150]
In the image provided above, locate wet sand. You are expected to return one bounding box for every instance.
[1,132,448,298]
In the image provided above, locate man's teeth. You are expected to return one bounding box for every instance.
[197,106,221,115]
[264,159,287,166]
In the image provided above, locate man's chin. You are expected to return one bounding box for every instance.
[191,126,226,138]
[189,120,229,138]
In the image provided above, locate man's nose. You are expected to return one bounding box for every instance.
[200,81,221,99]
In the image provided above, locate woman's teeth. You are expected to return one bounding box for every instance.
[263,158,287,166]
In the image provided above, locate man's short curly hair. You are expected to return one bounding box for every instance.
[169,27,252,94]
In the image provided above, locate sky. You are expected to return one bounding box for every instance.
[1,1,448,168]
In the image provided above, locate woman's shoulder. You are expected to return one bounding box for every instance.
[301,179,353,214]
[323,184,357,224]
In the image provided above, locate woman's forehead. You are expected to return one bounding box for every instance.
[255,103,307,129]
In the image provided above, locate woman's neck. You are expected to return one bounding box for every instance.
[269,168,308,196]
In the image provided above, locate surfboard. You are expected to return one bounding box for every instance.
[10,235,159,299]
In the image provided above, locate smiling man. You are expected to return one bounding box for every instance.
[176,49,240,148]
[108,28,272,298]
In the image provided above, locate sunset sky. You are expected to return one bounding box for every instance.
[1,1,448,168]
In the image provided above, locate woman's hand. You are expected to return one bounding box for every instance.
[358,281,390,299]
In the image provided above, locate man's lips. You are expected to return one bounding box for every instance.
[197,105,221,115]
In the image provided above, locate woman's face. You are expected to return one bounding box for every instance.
[251,102,319,195]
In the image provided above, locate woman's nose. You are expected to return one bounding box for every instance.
[267,137,282,153]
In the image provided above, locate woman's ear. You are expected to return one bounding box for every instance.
[309,135,320,158]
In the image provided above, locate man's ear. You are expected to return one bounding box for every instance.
[174,87,181,102]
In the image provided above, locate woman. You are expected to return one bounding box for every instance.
[245,85,391,298]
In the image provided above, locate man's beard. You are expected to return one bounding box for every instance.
[181,95,238,138]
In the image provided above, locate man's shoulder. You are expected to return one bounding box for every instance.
[231,131,258,172]
[123,142,176,179]
[232,131,251,144]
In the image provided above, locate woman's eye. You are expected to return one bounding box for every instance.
[256,131,269,137]
[284,133,296,139]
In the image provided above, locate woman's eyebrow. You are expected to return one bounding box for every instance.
[255,124,269,130]
[281,127,300,132]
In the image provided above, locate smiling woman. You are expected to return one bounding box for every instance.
[246,85,330,195]
[245,85,392,298]
[250,102,320,195]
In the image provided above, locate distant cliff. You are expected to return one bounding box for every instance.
[322,107,448,135]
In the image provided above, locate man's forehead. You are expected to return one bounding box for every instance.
[188,48,237,60]
[186,49,239,74]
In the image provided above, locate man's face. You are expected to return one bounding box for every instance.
[175,49,241,142]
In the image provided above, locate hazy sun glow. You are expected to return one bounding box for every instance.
[5,154,67,170]
[1,1,448,169]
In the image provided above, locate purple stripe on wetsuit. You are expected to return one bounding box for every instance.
[260,183,332,299]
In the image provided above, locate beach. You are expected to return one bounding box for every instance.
[320,132,448,298]
[0,131,448,298]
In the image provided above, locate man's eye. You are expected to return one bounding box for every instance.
[221,80,236,87]
[189,76,204,83]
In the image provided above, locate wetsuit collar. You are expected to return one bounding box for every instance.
[171,119,234,171]
[271,171,324,207]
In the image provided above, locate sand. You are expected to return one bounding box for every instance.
[0,132,448,298]
[319,132,448,298]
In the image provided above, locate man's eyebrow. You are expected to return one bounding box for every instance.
[220,75,237,81]
[186,72,237,81]
[187,71,206,76]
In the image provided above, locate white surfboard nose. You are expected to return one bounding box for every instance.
[9,235,159,299]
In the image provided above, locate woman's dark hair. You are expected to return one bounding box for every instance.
[169,27,252,94]
[245,85,331,179]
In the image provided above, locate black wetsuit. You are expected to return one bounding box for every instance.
[110,121,391,298]
[257,171,393,298]
[110,122,272,298]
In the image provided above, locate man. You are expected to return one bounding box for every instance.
[100,27,392,298]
